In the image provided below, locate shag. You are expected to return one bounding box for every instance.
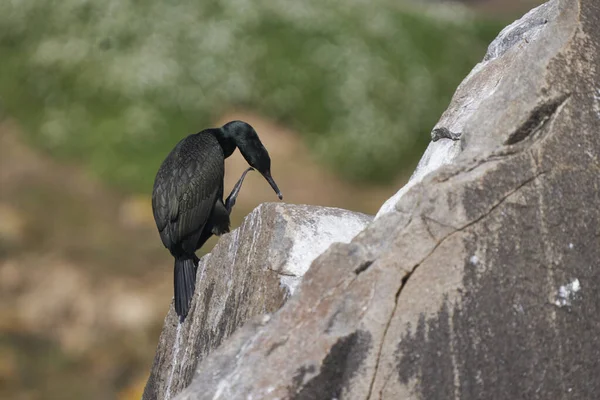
[152,121,283,322]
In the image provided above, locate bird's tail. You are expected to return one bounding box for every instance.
[174,257,197,323]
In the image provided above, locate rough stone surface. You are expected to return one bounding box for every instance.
[142,203,371,400]
[378,1,567,221]
[167,0,600,399]
[376,138,460,219]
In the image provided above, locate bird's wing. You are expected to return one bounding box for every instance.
[152,164,175,248]
[172,150,223,247]
[152,134,224,251]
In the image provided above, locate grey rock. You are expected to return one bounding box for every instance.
[142,203,372,400]
[172,0,600,399]
[376,138,460,219]
[379,0,565,220]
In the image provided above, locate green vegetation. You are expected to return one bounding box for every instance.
[0,1,504,191]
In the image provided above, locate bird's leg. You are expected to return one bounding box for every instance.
[225,167,254,214]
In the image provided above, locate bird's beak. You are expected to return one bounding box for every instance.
[262,170,283,200]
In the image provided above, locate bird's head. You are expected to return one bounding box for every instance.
[222,120,283,200]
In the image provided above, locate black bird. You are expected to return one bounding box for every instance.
[152,121,283,322]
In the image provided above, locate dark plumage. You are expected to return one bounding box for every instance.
[152,121,283,322]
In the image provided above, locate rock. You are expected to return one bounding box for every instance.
[142,203,372,400]
[168,0,600,399]
[378,0,563,220]
[376,138,460,219]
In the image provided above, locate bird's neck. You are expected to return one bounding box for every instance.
[211,129,237,158]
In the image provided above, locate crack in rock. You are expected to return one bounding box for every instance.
[354,260,374,275]
[366,168,544,399]
[505,93,570,145]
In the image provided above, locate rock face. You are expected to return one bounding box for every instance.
[159,0,600,399]
[142,203,372,400]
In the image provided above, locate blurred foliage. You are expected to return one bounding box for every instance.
[0,0,505,191]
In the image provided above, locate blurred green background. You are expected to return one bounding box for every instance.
[0,0,541,399]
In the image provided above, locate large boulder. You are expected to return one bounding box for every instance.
[142,203,372,400]
[169,0,600,399]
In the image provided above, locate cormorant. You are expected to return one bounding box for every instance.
[152,120,283,322]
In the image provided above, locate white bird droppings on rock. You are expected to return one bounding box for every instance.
[277,207,372,295]
[555,278,581,307]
